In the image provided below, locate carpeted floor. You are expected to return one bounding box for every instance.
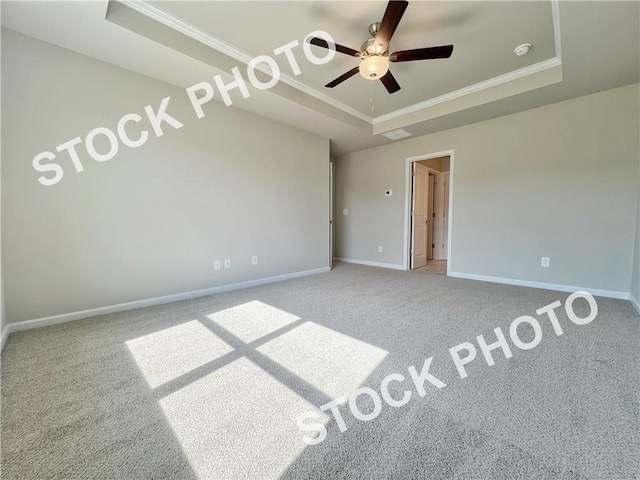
[1,263,638,479]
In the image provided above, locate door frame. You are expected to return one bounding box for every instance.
[329,160,334,269]
[403,149,455,275]
[433,171,446,260]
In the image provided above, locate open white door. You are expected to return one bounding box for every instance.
[426,173,435,260]
[443,172,450,260]
[410,163,429,269]
[329,161,334,269]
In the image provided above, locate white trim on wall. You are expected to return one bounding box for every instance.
[335,257,631,303]
[374,58,561,126]
[0,267,330,351]
[118,0,372,124]
[404,150,456,274]
[1,326,8,352]
[433,171,447,261]
[334,258,405,270]
[118,0,562,130]
[449,270,631,300]
[330,161,334,270]
[630,293,640,316]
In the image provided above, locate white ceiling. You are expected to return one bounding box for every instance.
[1,1,638,156]
[153,1,556,117]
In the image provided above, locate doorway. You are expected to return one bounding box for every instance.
[329,161,334,270]
[404,151,454,274]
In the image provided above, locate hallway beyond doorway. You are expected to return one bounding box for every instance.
[414,260,447,275]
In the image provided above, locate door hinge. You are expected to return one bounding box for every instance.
[432,243,435,248]
[432,212,436,218]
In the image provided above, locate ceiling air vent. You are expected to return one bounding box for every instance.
[381,129,413,140]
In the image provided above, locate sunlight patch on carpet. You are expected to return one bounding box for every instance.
[126,320,233,388]
[158,357,329,479]
[257,322,388,399]
[206,300,301,343]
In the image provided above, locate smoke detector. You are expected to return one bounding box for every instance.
[514,43,532,56]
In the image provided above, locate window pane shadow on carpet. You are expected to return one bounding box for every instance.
[120,299,389,478]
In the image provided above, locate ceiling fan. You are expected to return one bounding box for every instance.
[307,0,453,94]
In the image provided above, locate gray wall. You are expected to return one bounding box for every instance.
[0,25,3,333]
[335,84,639,295]
[631,192,640,308]
[0,161,4,331]
[2,29,330,323]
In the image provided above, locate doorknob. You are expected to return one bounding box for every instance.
[426,220,430,224]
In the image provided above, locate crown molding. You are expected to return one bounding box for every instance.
[118,0,373,124]
[551,0,562,61]
[372,57,562,125]
[373,0,562,126]
[118,0,562,132]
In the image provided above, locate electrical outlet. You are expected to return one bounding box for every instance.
[541,257,550,267]
[378,245,383,253]
[224,259,231,269]
[343,208,349,215]
[214,260,221,271]
[252,255,259,266]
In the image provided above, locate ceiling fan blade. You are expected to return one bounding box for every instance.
[326,67,360,88]
[308,37,360,57]
[389,45,454,62]
[375,1,409,52]
[380,71,401,94]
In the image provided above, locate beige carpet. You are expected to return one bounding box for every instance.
[1,262,638,479]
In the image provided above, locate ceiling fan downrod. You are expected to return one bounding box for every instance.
[361,22,385,56]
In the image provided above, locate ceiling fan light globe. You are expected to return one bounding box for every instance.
[359,55,389,80]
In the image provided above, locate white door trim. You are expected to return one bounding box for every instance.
[404,150,455,274]
[434,172,446,260]
[329,161,334,269]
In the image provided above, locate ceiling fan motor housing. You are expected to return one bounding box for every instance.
[361,23,386,57]
[361,38,387,57]
[312,1,453,94]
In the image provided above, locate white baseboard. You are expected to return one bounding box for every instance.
[449,271,630,300]
[1,325,8,353]
[334,258,405,271]
[1,267,330,350]
[629,293,640,316]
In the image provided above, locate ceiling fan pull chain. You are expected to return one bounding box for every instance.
[370,82,375,113]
